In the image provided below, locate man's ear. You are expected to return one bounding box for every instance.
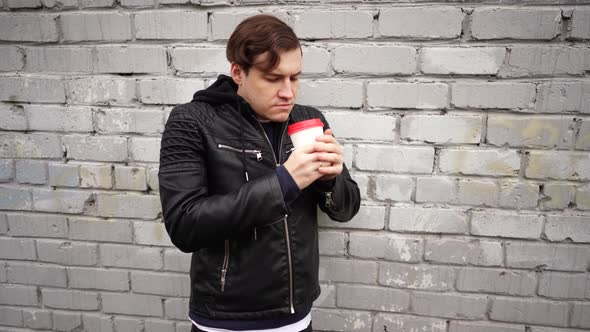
[230,63,244,85]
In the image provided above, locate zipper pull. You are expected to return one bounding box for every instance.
[286,147,295,154]
[254,227,257,241]
[221,269,227,292]
[256,151,262,161]
[324,191,335,208]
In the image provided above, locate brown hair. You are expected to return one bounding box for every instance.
[226,14,301,73]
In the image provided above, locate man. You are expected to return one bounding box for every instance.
[158,14,360,332]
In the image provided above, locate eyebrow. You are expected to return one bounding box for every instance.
[267,71,302,77]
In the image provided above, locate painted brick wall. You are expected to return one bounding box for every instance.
[0,0,589,331]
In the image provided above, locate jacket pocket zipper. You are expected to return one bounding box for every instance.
[220,239,230,292]
[218,144,263,161]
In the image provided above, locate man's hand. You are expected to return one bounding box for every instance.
[314,129,343,181]
[283,144,323,190]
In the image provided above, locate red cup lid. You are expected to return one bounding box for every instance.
[288,118,324,136]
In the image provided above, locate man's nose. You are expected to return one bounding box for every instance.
[278,79,294,99]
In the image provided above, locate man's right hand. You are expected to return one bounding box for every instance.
[283,144,323,190]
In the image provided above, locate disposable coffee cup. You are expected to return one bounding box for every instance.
[288,118,324,150]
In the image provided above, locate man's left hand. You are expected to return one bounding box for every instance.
[313,129,343,181]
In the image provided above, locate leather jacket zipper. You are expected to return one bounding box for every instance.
[220,239,230,292]
[282,214,295,314]
[218,144,262,161]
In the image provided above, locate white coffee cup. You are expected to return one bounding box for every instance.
[288,118,324,149]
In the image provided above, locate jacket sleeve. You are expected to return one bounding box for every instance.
[313,111,361,222]
[158,105,287,253]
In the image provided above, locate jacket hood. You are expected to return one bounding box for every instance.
[191,74,240,105]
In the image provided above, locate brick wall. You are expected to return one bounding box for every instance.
[0,0,589,331]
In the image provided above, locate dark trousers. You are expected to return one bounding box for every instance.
[190,322,312,332]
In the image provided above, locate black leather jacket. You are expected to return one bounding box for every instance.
[158,75,360,320]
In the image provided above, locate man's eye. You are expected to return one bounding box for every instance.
[267,77,279,82]
[291,77,299,81]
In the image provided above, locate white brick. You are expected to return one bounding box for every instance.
[8,213,67,238]
[452,82,536,109]
[82,314,115,332]
[23,309,52,330]
[420,47,506,75]
[32,188,92,214]
[572,9,590,39]
[457,268,536,296]
[541,183,574,209]
[67,77,136,106]
[572,303,590,328]
[0,284,39,306]
[412,292,488,319]
[210,12,289,40]
[24,47,93,73]
[545,215,590,243]
[101,244,163,269]
[63,135,128,162]
[318,231,346,256]
[80,164,113,189]
[578,184,590,210]
[172,47,229,74]
[120,0,155,6]
[102,293,163,316]
[498,180,540,209]
[164,249,190,272]
[42,0,78,7]
[324,112,396,141]
[380,262,455,291]
[6,0,42,8]
[298,80,363,108]
[79,0,114,7]
[367,82,448,109]
[319,257,377,284]
[450,321,523,332]
[94,108,163,134]
[500,47,587,77]
[96,193,161,219]
[535,81,590,113]
[379,7,463,39]
[0,14,58,42]
[95,46,167,74]
[0,104,27,131]
[42,289,99,310]
[146,319,174,332]
[0,306,24,327]
[319,204,385,230]
[472,8,561,40]
[487,115,575,149]
[374,175,413,201]
[139,78,205,105]
[577,120,590,150]
[471,210,544,239]
[0,133,63,159]
[131,271,189,296]
[135,11,207,39]
[375,314,446,332]
[164,298,189,320]
[69,218,132,243]
[53,311,82,332]
[0,160,15,182]
[506,242,589,271]
[526,151,590,180]
[0,46,24,71]
[389,207,468,234]
[114,166,147,191]
[16,160,47,184]
[490,297,568,326]
[37,240,98,266]
[425,239,503,266]
[0,76,65,103]
[401,114,482,144]
[294,11,373,39]
[539,272,589,299]
[439,148,520,176]
[301,46,330,74]
[416,177,456,203]
[48,163,80,187]
[61,12,131,42]
[6,261,67,287]
[0,187,32,211]
[349,233,421,262]
[25,105,93,132]
[337,284,409,312]
[356,145,434,173]
[316,284,335,308]
[312,308,372,332]
[457,179,499,207]
[134,221,173,246]
[334,45,416,75]
[147,167,159,192]
[129,137,160,162]
[0,238,36,260]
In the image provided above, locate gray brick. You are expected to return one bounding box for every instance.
[425,239,503,266]
[113,316,144,332]
[440,148,520,176]
[0,307,23,327]
[176,322,191,332]
[0,104,26,130]
[457,268,536,296]
[129,137,160,162]
[0,237,36,260]
[506,242,589,272]
[351,172,368,200]
[101,244,163,269]
[374,175,412,201]
[356,145,434,173]
[63,135,128,162]
[15,160,47,184]
[572,9,590,39]
[37,240,98,266]
[6,0,42,8]
[82,314,114,332]
[147,167,159,192]
[0,187,32,211]
[146,319,174,332]
[61,12,131,41]
[337,284,409,312]
[69,218,132,243]
[0,46,24,71]
[134,221,173,247]
[0,76,65,103]
[0,214,7,234]
[535,81,590,113]
[53,311,82,332]
[349,233,421,262]
[172,47,229,74]
[164,298,189,320]
[450,321,523,332]
[319,204,386,230]
[69,267,129,291]
[32,188,93,214]
[23,309,52,330]
[24,47,93,73]
[67,77,136,106]
[389,207,468,234]
[210,12,289,40]
[7,213,67,238]
[379,262,455,291]
[571,302,590,328]
[120,0,155,6]
[334,45,416,75]
[472,8,561,40]
[526,151,590,180]
[48,163,80,187]
[452,82,535,109]
[379,7,463,39]
[102,293,163,316]
[25,105,93,132]
[0,159,15,183]
[374,313,447,332]
[500,47,587,77]
[316,283,335,308]
[577,120,590,150]
[318,231,346,256]
[80,164,113,189]
[490,297,568,326]
[1,133,63,159]
[319,257,377,284]
[407,114,483,144]
[0,284,38,306]
[421,47,505,75]
[95,46,167,74]
[294,10,373,39]
[367,82,448,109]
[96,193,161,219]
[135,11,207,39]
[539,272,589,299]
[412,292,488,319]
[541,183,575,209]
[43,0,78,8]
[139,78,205,105]
[302,46,330,74]
[471,211,543,239]
[164,248,191,272]
[79,0,114,7]
[115,166,147,191]
[457,179,499,207]
[0,14,58,42]
[131,271,189,296]
[42,289,99,310]
[545,215,590,243]
[487,115,575,149]
[578,184,590,210]
[311,308,371,332]
[416,176,456,203]
[323,112,396,141]
[297,80,363,108]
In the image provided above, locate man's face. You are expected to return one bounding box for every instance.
[231,48,302,122]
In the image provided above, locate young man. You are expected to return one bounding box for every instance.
[158,15,360,332]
